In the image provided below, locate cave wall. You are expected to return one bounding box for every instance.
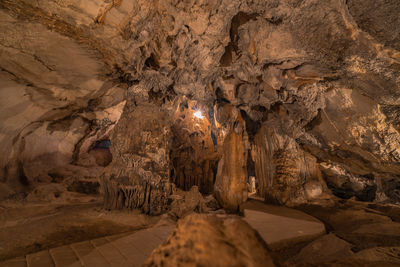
[0,0,400,207]
[0,4,126,199]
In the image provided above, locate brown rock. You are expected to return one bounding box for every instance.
[214,121,248,212]
[353,247,400,264]
[101,104,174,215]
[26,183,66,202]
[143,214,275,267]
[289,234,354,265]
[170,97,220,194]
[252,126,328,206]
[169,186,206,219]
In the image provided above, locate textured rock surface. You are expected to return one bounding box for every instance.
[101,103,174,215]
[0,0,400,208]
[353,247,400,264]
[298,201,400,255]
[252,126,329,206]
[288,233,354,265]
[168,185,206,219]
[214,110,248,211]
[143,213,275,267]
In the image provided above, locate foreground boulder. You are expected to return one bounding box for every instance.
[288,233,354,265]
[144,214,275,267]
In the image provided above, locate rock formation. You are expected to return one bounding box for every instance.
[252,126,329,206]
[143,214,275,267]
[214,109,248,211]
[101,102,174,215]
[168,185,207,219]
[0,0,400,209]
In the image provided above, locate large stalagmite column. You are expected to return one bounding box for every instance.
[252,126,276,199]
[214,118,248,212]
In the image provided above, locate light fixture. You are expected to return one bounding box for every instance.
[193,111,204,119]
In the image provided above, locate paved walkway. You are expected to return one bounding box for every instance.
[243,199,326,250]
[1,225,174,267]
[1,200,327,266]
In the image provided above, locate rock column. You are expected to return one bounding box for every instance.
[214,114,248,211]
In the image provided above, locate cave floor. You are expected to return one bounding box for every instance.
[0,224,174,267]
[0,198,163,262]
[0,198,400,266]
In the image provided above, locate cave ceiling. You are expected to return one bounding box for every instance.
[0,0,400,206]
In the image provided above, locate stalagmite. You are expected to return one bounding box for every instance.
[214,116,248,211]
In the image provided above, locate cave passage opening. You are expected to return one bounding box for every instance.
[247,150,259,198]
[169,99,219,194]
[88,139,113,167]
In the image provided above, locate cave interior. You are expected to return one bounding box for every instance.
[1,0,400,266]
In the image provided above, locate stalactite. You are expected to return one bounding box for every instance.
[100,175,174,215]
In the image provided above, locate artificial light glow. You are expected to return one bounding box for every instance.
[194,111,204,119]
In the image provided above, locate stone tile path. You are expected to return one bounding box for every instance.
[243,200,326,250]
[0,225,174,267]
[1,200,327,266]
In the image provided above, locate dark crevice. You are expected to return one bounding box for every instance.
[265,16,283,25]
[71,120,94,164]
[240,110,261,142]
[269,101,283,114]
[18,161,29,186]
[230,12,259,52]
[220,44,234,67]
[219,12,258,67]
[164,84,177,102]
[144,53,160,71]
[148,88,164,105]
[305,109,322,131]
[111,65,139,87]
[251,105,267,112]
[215,88,231,103]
